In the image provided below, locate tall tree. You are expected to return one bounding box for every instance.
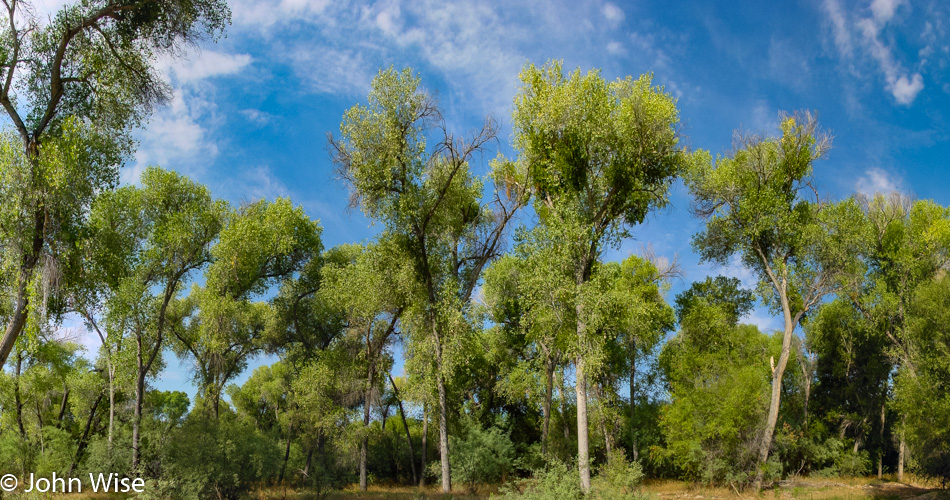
[836,194,950,477]
[330,67,527,492]
[659,277,773,483]
[320,241,407,491]
[173,197,322,418]
[685,113,864,489]
[0,0,230,368]
[511,60,686,492]
[91,166,224,471]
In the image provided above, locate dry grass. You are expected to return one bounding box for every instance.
[645,476,946,500]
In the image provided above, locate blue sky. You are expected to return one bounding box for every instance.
[43,0,950,396]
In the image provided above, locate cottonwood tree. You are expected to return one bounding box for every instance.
[319,241,408,491]
[685,113,864,489]
[660,277,773,482]
[91,166,224,471]
[330,67,527,492]
[0,0,230,368]
[836,194,950,478]
[173,197,322,419]
[511,60,686,492]
[482,230,575,457]
[586,254,675,462]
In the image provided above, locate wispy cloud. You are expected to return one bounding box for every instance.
[856,14,924,105]
[606,41,626,55]
[821,0,925,105]
[855,167,905,196]
[823,0,853,58]
[157,49,253,84]
[230,0,332,30]
[218,0,646,121]
[288,46,374,97]
[127,89,219,184]
[870,0,903,24]
[602,2,625,25]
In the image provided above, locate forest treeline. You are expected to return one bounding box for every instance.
[1,1,949,499]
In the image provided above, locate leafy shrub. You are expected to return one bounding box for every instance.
[495,460,582,500]
[591,450,646,500]
[143,413,281,500]
[435,418,515,486]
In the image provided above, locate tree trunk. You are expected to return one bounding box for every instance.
[360,366,375,491]
[437,370,451,493]
[542,356,554,456]
[878,394,886,479]
[800,357,811,433]
[575,354,591,494]
[561,368,571,441]
[0,209,44,368]
[57,387,70,426]
[70,391,104,475]
[630,341,638,461]
[132,336,145,471]
[279,422,294,484]
[14,351,26,438]
[108,365,116,452]
[432,313,452,493]
[575,269,593,494]
[303,440,315,478]
[420,403,428,487]
[897,418,905,482]
[753,296,795,491]
[389,374,418,485]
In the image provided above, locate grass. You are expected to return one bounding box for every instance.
[644,475,944,500]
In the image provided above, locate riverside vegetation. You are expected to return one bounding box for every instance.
[0,2,948,498]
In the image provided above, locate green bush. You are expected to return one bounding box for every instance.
[144,413,281,500]
[434,418,515,486]
[591,450,646,500]
[495,460,582,500]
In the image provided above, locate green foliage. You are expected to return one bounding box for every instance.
[495,460,583,500]
[893,275,950,486]
[147,413,281,500]
[445,417,516,486]
[591,450,645,499]
[674,276,755,324]
[513,60,685,231]
[659,287,775,485]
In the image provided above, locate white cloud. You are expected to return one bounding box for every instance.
[822,0,853,58]
[889,73,924,104]
[855,167,904,196]
[240,109,275,126]
[240,165,290,201]
[606,41,625,55]
[602,3,625,24]
[158,50,253,84]
[230,0,332,29]
[289,47,374,97]
[857,15,925,105]
[870,0,904,24]
[126,89,219,184]
[822,0,925,105]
